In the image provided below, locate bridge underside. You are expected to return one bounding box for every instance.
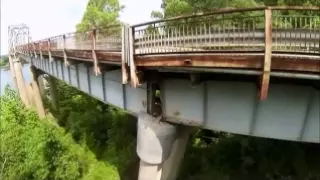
[27,55,319,143]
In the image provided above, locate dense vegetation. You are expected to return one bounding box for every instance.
[151,0,320,18]
[0,85,121,180]
[43,78,138,180]
[179,132,320,180]
[76,0,124,32]
[0,55,9,67]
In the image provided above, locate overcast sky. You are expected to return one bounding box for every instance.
[0,0,162,55]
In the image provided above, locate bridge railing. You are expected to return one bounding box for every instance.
[132,7,319,55]
[272,13,319,53]
[18,7,319,56]
[133,9,265,54]
[25,25,122,53]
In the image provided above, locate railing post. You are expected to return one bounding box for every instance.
[91,28,100,76]
[129,27,139,88]
[39,41,43,60]
[121,24,129,84]
[24,45,26,54]
[48,39,53,62]
[63,35,69,66]
[260,7,272,101]
[33,42,37,58]
[27,43,30,55]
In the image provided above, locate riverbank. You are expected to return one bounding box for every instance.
[0,65,10,70]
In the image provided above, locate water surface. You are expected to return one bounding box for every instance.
[0,64,31,95]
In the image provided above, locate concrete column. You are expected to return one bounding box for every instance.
[138,161,162,180]
[136,112,191,180]
[37,75,46,99]
[12,58,30,107]
[47,75,59,111]
[160,126,192,180]
[8,56,19,93]
[30,66,46,118]
[26,83,35,106]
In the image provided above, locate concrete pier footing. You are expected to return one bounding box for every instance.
[136,112,191,180]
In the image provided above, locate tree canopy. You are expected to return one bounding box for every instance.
[151,0,319,19]
[76,0,124,32]
[0,55,9,67]
[0,86,121,180]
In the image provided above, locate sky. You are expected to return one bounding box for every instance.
[0,0,162,55]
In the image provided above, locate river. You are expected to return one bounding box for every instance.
[0,64,31,95]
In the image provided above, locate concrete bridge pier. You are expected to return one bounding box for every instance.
[9,57,31,107]
[29,65,46,118]
[37,74,46,99]
[136,112,191,180]
[46,75,59,111]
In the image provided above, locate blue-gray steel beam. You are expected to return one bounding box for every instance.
[28,56,319,143]
[161,79,319,143]
[28,56,147,115]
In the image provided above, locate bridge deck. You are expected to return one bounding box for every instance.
[30,48,319,77]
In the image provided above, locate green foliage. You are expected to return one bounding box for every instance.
[151,10,164,19]
[179,131,320,180]
[44,78,137,179]
[0,85,120,180]
[151,0,319,26]
[164,0,193,17]
[0,55,9,67]
[76,0,124,32]
[153,0,260,19]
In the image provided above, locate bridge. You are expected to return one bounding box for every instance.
[9,6,320,180]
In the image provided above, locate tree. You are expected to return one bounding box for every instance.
[76,0,124,32]
[0,55,9,67]
[0,86,121,180]
[151,0,319,19]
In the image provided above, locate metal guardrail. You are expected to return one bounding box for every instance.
[132,7,319,54]
[17,7,320,55]
[19,25,122,52]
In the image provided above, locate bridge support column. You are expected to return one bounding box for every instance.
[11,57,31,108]
[26,82,35,107]
[136,112,191,180]
[47,75,59,111]
[37,75,46,99]
[160,126,192,180]
[8,56,19,93]
[30,65,46,118]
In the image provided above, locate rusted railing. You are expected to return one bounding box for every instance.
[132,6,319,55]
[25,25,122,52]
[272,14,319,53]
